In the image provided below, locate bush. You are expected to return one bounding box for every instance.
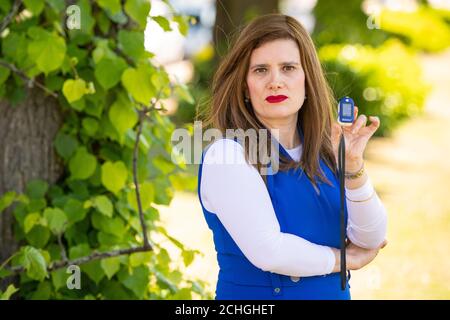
[380,6,450,52]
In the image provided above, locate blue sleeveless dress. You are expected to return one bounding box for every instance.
[197,127,351,300]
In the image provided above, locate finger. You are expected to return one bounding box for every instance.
[367,116,381,135]
[331,122,341,142]
[354,106,358,121]
[351,114,368,134]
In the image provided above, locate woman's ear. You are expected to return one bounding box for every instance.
[243,84,250,99]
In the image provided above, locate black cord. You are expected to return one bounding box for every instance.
[338,130,347,291]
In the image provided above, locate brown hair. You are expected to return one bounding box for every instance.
[198,13,337,188]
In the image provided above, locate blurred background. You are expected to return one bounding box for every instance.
[1,0,449,300]
[150,0,450,299]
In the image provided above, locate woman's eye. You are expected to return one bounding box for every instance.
[283,65,295,71]
[254,68,267,73]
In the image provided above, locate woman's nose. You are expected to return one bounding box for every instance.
[267,71,284,90]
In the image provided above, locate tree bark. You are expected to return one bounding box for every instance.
[0,86,63,290]
[213,0,279,58]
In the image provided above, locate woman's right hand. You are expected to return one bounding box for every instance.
[331,240,387,272]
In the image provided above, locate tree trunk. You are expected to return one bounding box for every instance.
[0,87,63,290]
[213,0,279,58]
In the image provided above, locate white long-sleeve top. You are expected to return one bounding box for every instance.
[200,139,387,278]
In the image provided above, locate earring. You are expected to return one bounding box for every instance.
[304,95,307,100]
[244,97,251,108]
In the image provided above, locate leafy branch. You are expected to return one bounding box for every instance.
[7,246,152,276]
[0,94,170,277]
[0,59,58,98]
[0,0,22,34]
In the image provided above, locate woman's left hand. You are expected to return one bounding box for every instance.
[331,106,380,172]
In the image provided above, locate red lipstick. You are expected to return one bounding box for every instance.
[266,95,288,103]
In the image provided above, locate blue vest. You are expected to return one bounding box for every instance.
[197,127,351,300]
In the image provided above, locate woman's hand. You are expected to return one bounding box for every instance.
[346,240,388,270]
[331,239,388,272]
[331,106,381,172]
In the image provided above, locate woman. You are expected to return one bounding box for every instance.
[197,14,387,300]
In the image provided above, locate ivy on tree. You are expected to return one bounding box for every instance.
[0,0,207,300]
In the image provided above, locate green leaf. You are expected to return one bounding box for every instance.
[62,78,89,103]
[69,243,90,259]
[51,268,67,291]
[91,212,125,237]
[25,225,51,248]
[100,256,121,279]
[153,155,176,174]
[82,117,99,136]
[0,1,10,11]
[68,180,90,199]
[118,265,149,298]
[75,0,95,35]
[26,179,49,199]
[47,0,65,13]
[118,30,145,62]
[157,247,171,267]
[92,39,116,64]
[69,98,86,112]
[0,66,10,86]
[54,132,78,160]
[121,63,156,104]
[153,267,176,293]
[125,0,151,29]
[168,287,192,300]
[167,270,182,285]
[2,32,28,66]
[45,74,64,91]
[93,195,113,217]
[27,27,66,75]
[43,207,68,234]
[0,191,17,213]
[23,0,45,15]
[108,94,138,138]
[82,260,105,285]
[0,284,19,300]
[151,69,171,95]
[129,251,152,267]
[19,246,48,281]
[26,198,47,212]
[30,281,52,300]
[64,198,87,224]
[174,83,194,104]
[127,182,154,212]
[24,212,44,233]
[182,250,195,267]
[101,161,128,194]
[96,10,111,35]
[97,0,122,15]
[152,16,171,32]
[69,147,97,180]
[97,231,122,247]
[94,57,127,89]
[173,15,189,36]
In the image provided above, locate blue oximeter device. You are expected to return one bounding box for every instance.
[337,96,355,126]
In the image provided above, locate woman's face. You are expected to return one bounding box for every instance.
[246,39,305,125]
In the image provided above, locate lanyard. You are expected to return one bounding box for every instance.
[338,130,347,290]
